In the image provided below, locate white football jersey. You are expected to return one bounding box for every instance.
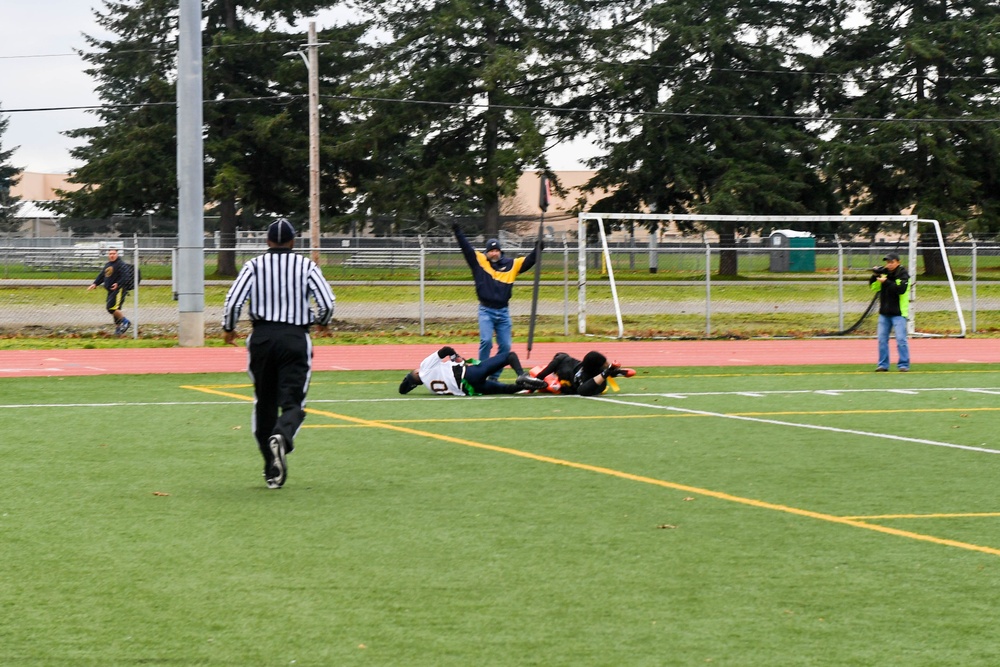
[418,352,464,395]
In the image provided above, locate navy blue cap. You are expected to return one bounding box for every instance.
[484,238,501,253]
[267,218,296,244]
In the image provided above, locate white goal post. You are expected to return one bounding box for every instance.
[577,213,966,338]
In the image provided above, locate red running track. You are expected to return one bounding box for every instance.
[0,338,997,378]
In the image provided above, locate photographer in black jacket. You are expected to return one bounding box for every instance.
[869,252,910,372]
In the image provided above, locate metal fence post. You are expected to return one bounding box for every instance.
[132,234,139,339]
[705,243,712,338]
[971,239,977,333]
[836,238,844,332]
[563,234,569,336]
[419,238,426,336]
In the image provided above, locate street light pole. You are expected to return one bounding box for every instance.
[286,22,327,263]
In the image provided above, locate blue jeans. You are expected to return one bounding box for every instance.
[464,351,518,395]
[877,314,909,370]
[478,304,512,380]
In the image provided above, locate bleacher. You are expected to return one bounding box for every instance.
[341,251,422,268]
[21,250,102,272]
[15,242,124,272]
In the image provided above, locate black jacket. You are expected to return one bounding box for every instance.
[93,258,135,292]
[869,265,910,317]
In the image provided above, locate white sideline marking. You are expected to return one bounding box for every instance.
[620,387,1000,400]
[589,395,1000,456]
[0,400,242,409]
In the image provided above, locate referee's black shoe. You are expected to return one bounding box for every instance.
[268,434,287,488]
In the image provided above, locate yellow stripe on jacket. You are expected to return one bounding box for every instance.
[475,252,528,284]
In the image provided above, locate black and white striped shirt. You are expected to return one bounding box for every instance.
[222,248,335,331]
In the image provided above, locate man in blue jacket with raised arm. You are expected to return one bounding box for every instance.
[453,223,539,381]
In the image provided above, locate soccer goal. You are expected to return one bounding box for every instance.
[576,213,966,339]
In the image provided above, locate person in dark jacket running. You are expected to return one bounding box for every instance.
[87,247,134,336]
[453,224,538,381]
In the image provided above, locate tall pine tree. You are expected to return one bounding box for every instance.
[0,108,23,234]
[350,0,594,236]
[55,0,365,275]
[821,0,1000,269]
[571,0,847,274]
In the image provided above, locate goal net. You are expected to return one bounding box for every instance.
[575,214,966,339]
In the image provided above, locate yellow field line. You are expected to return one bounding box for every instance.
[646,369,1000,379]
[844,512,1000,520]
[182,383,1000,558]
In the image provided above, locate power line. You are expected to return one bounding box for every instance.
[4,41,999,84]
[4,93,1000,125]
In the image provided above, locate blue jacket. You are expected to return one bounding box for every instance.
[93,258,136,292]
[453,225,537,309]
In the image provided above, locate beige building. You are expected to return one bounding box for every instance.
[9,172,84,237]
[502,170,612,238]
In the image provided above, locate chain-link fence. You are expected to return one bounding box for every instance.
[1,237,998,339]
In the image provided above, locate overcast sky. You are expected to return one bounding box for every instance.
[0,2,590,176]
[0,3,111,173]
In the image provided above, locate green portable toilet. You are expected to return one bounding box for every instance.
[769,230,815,272]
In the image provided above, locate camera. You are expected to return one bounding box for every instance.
[872,265,889,276]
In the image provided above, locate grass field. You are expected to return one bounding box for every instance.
[4,363,1000,665]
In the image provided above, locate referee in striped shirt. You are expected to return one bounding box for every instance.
[222,218,336,489]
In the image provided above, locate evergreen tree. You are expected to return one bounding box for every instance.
[54,1,366,275]
[0,108,23,234]
[54,0,178,236]
[572,0,846,274]
[350,0,593,237]
[821,0,1000,265]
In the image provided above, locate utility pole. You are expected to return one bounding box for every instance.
[307,22,321,264]
[287,22,326,263]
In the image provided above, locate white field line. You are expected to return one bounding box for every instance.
[0,400,242,409]
[589,395,1000,455]
[2,386,998,409]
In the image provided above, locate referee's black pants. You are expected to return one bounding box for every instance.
[246,322,313,468]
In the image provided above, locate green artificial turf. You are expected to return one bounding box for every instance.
[3,364,1000,665]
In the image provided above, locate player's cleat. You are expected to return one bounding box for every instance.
[399,371,421,394]
[118,318,131,336]
[607,361,636,378]
[268,434,287,488]
[516,373,548,391]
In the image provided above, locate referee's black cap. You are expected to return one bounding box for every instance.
[268,218,296,244]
